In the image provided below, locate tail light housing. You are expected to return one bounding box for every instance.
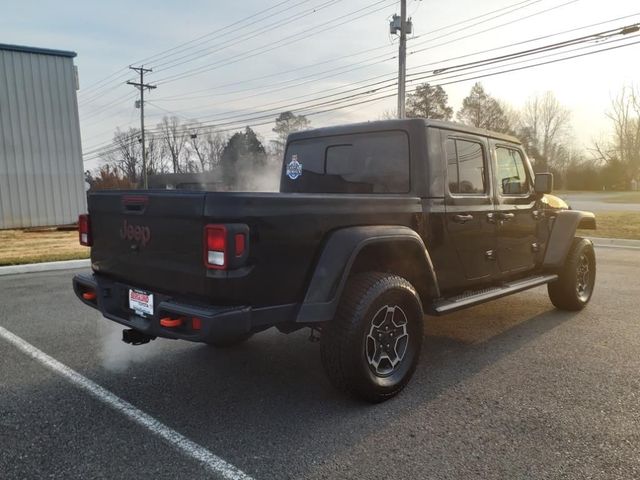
[79,214,92,246]
[204,224,249,270]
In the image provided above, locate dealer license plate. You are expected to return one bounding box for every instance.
[129,289,154,317]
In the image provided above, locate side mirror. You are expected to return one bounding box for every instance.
[534,173,553,194]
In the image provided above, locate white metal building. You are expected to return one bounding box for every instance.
[0,43,85,229]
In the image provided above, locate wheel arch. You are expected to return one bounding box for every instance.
[543,210,596,269]
[296,225,439,323]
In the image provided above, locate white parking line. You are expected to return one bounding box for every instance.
[0,326,253,480]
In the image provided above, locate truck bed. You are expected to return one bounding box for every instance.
[89,190,423,307]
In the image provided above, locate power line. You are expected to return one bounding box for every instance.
[80,5,633,156]
[149,0,342,73]
[152,0,398,85]
[78,0,301,97]
[77,0,553,116]
[147,0,544,103]
[83,33,640,163]
[145,24,637,130]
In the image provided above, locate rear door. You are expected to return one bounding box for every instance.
[490,142,539,275]
[443,132,499,286]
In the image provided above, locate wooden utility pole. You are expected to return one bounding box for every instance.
[397,0,407,119]
[127,66,156,189]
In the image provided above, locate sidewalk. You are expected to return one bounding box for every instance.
[0,259,90,276]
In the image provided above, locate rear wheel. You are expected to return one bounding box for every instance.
[205,332,253,348]
[321,272,424,403]
[548,237,596,311]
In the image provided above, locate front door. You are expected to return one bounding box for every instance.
[444,133,499,286]
[491,143,539,275]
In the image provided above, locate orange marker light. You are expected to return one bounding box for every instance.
[160,317,183,328]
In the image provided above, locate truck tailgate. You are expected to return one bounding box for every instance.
[89,191,207,298]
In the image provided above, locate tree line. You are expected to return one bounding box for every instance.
[403,82,640,190]
[88,111,310,190]
[89,83,640,191]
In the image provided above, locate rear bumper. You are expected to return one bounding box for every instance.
[72,273,295,342]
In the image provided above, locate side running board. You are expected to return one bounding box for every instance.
[432,274,558,315]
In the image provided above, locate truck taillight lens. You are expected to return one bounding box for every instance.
[79,214,92,246]
[205,225,227,269]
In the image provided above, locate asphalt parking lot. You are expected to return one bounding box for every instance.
[1,246,639,479]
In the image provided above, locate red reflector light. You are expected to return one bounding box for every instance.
[79,214,92,246]
[204,225,227,269]
[192,318,202,330]
[234,233,246,257]
[82,291,97,301]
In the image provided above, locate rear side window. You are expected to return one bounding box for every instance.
[281,131,410,193]
[495,147,530,195]
[445,138,487,195]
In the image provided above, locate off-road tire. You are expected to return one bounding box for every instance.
[548,237,596,311]
[321,272,424,403]
[205,332,253,348]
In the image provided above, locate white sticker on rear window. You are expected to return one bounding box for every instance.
[286,154,302,180]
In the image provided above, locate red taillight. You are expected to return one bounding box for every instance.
[192,318,202,330]
[204,225,227,269]
[234,233,246,257]
[79,214,92,246]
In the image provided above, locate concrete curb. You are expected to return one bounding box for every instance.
[589,237,640,249]
[0,259,90,276]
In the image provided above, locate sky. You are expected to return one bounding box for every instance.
[2,0,639,170]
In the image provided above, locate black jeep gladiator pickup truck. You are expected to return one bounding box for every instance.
[73,119,597,402]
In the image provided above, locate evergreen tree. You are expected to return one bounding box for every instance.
[406,83,453,120]
[220,127,267,188]
[271,111,310,155]
[456,83,510,133]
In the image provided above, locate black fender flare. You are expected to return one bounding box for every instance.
[295,225,439,323]
[543,210,596,269]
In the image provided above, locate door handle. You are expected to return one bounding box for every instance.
[452,214,474,223]
[487,212,515,223]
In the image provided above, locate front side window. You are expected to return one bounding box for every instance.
[495,147,530,195]
[446,138,487,195]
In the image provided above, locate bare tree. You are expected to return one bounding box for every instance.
[595,86,640,183]
[520,91,571,171]
[100,128,141,183]
[378,109,397,120]
[158,116,187,173]
[146,132,168,176]
[185,123,227,172]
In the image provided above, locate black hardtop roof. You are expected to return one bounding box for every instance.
[287,118,521,144]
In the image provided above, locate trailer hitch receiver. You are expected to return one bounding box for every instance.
[122,329,156,346]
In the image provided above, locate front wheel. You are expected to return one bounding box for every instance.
[548,237,596,311]
[320,272,424,403]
